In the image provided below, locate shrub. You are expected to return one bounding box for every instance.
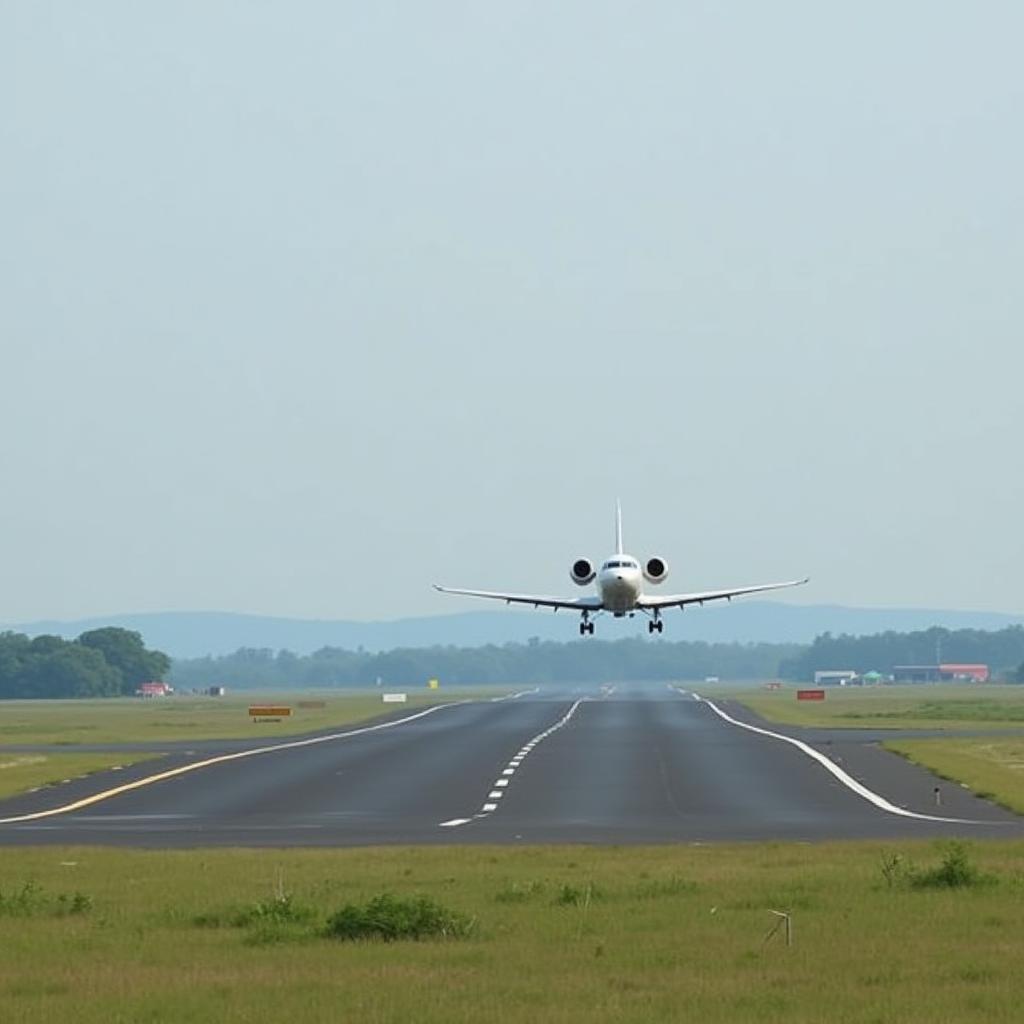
[0,882,93,917]
[324,894,473,941]
[57,892,93,915]
[910,842,991,890]
[0,882,47,917]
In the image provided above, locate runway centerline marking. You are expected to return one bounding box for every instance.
[439,698,586,827]
[0,701,472,826]
[689,691,997,826]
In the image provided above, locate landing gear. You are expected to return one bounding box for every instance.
[579,613,595,636]
[648,612,663,635]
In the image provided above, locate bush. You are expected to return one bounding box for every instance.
[0,882,93,917]
[910,842,991,890]
[324,894,473,941]
[0,882,48,917]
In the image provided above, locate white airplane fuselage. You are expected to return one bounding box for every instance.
[597,555,643,616]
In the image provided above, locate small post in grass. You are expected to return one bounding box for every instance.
[765,910,792,948]
[934,786,942,807]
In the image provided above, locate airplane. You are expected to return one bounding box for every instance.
[434,502,808,636]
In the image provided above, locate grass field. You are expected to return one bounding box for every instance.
[728,684,1024,731]
[1,841,1023,1022]
[0,753,159,801]
[885,737,1024,815]
[0,690,494,747]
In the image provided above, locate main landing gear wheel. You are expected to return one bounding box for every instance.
[648,618,663,634]
[579,619,595,636]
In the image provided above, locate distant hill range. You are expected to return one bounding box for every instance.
[6,604,1024,660]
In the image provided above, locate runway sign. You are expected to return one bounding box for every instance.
[382,693,408,703]
[249,705,292,718]
[796,690,825,701]
[428,679,439,690]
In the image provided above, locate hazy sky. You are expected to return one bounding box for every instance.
[2,2,1022,623]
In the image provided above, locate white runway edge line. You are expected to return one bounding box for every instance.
[0,701,472,826]
[687,690,995,826]
[490,688,540,702]
[439,698,586,827]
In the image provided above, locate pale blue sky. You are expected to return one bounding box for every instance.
[2,2,1022,622]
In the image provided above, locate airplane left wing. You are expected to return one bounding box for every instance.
[636,577,809,611]
[433,584,603,611]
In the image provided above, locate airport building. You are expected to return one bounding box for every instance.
[814,670,858,686]
[891,663,989,683]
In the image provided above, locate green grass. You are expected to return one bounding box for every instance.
[1,842,1024,1021]
[0,753,159,800]
[729,684,1024,730]
[884,737,1024,814]
[0,690,496,746]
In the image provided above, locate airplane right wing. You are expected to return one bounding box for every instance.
[637,577,809,610]
[433,584,603,612]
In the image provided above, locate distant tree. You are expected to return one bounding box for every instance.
[18,645,121,698]
[1016,661,1024,684]
[77,628,171,694]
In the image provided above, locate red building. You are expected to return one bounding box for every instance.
[940,663,989,682]
[136,681,172,697]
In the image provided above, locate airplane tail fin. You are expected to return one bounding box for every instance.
[615,499,623,554]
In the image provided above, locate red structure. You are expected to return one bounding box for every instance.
[137,681,171,697]
[940,664,989,682]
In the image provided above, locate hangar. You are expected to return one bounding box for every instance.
[891,663,989,683]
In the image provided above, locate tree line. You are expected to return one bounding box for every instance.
[169,625,1024,690]
[779,625,1024,681]
[168,637,803,690]
[3,624,1023,698]
[0,628,171,699]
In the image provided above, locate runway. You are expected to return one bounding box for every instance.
[0,684,1019,846]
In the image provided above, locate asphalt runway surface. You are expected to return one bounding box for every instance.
[0,684,1020,847]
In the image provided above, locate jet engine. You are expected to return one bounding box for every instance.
[644,556,669,584]
[570,558,596,586]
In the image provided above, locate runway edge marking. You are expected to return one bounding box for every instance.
[0,702,469,826]
[684,689,999,826]
[439,698,585,827]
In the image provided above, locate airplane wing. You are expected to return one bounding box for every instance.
[636,577,809,611]
[433,584,603,612]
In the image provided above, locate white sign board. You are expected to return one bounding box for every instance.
[382,692,408,703]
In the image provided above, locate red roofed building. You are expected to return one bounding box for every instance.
[940,664,989,682]
[137,681,172,697]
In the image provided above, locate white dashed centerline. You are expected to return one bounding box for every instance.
[439,698,585,827]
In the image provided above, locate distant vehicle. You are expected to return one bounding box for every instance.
[435,502,808,636]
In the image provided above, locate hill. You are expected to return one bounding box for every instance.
[7,603,1024,659]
